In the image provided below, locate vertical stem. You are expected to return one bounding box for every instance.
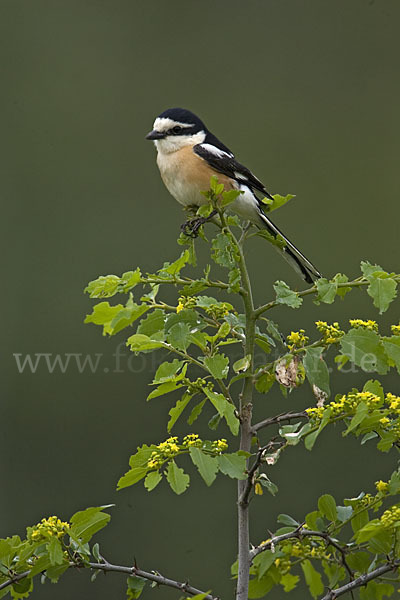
[235,235,255,600]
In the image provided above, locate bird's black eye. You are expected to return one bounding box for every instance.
[172,125,182,134]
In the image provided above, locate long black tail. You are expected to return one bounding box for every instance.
[258,212,321,284]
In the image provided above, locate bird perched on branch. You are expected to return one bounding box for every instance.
[146,107,321,284]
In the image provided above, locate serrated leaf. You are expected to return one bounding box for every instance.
[137,309,165,337]
[252,549,276,578]
[273,281,302,308]
[344,401,369,435]
[204,354,229,379]
[166,322,191,352]
[261,193,295,213]
[303,347,330,396]
[204,388,239,435]
[47,536,64,566]
[301,560,324,599]
[366,274,397,314]
[255,372,275,394]
[315,278,337,304]
[160,250,190,276]
[340,328,389,375]
[127,575,146,599]
[153,359,185,384]
[147,380,184,401]
[363,379,384,400]
[382,336,400,374]
[280,572,299,592]
[167,393,192,431]
[126,334,165,352]
[233,354,251,373]
[217,452,247,479]
[144,471,162,492]
[187,399,206,425]
[117,467,148,490]
[70,506,111,543]
[189,447,219,486]
[166,460,190,495]
[318,494,337,521]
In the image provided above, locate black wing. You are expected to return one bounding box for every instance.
[194,138,273,199]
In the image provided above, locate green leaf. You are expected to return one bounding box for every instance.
[336,505,353,522]
[360,262,398,314]
[45,563,69,583]
[261,193,295,213]
[47,536,64,566]
[277,514,299,527]
[318,494,337,521]
[340,328,389,374]
[117,467,148,490]
[233,354,251,373]
[127,575,146,599]
[217,452,247,480]
[11,577,33,598]
[167,393,192,431]
[280,573,299,592]
[273,281,302,308]
[360,581,394,600]
[382,336,400,374]
[187,399,206,425]
[344,401,369,435]
[189,447,219,486]
[126,334,165,352]
[166,460,190,495]
[301,560,324,599]
[70,506,111,543]
[137,309,165,337]
[153,359,185,384]
[363,379,384,400]
[351,507,370,534]
[204,354,229,379]
[252,549,276,578]
[221,189,242,207]
[303,347,330,396]
[305,408,331,450]
[85,268,141,298]
[315,278,337,304]
[255,372,275,394]
[204,388,239,435]
[166,322,191,352]
[355,519,385,543]
[211,232,237,268]
[144,471,162,492]
[159,250,190,276]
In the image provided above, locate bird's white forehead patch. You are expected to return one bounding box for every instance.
[153,117,194,132]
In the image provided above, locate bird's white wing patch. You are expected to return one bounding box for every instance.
[199,143,234,158]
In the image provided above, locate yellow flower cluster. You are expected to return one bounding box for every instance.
[305,391,383,423]
[147,436,181,469]
[391,324,400,336]
[183,433,203,447]
[211,438,228,453]
[147,435,228,469]
[380,505,400,528]
[375,480,389,494]
[315,321,344,344]
[282,539,331,561]
[176,296,197,313]
[287,329,309,351]
[28,516,69,543]
[349,319,378,332]
[386,393,400,411]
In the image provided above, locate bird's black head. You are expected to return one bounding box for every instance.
[146,108,207,141]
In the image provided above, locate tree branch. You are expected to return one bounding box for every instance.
[0,561,218,600]
[252,411,308,434]
[320,560,400,599]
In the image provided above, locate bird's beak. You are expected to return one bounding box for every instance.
[145,130,165,140]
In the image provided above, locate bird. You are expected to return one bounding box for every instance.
[146,107,321,284]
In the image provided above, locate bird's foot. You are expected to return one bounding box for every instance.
[181,216,208,238]
[180,209,217,238]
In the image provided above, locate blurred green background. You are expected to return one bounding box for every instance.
[2,1,400,598]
